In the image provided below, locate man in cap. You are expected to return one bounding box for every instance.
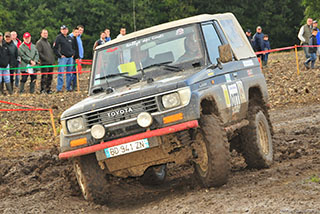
[246,29,254,48]
[36,29,55,94]
[0,32,12,95]
[53,25,75,92]
[298,18,313,59]
[4,32,18,91]
[18,32,39,94]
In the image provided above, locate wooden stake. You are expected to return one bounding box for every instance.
[49,109,57,136]
[295,45,300,75]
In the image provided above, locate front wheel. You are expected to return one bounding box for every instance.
[193,114,230,188]
[73,154,109,204]
[240,105,273,168]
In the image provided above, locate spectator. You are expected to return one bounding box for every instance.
[36,29,55,94]
[0,32,12,95]
[11,31,21,88]
[298,18,313,59]
[313,20,320,61]
[252,26,264,60]
[18,32,39,94]
[262,34,271,67]
[4,32,18,91]
[304,28,318,69]
[245,29,254,48]
[77,25,84,60]
[11,31,22,48]
[117,27,126,38]
[53,25,75,92]
[70,27,80,91]
[93,32,106,50]
[104,28,111,42]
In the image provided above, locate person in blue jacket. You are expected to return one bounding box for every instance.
[252,26,264,60]
[313,20,320,61]
[262,34,271,66]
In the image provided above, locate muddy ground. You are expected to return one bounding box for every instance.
[0,51,320,213]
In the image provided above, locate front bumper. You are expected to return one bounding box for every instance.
[59,120,199,159]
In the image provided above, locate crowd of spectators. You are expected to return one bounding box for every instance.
[246,26,271,67]
[0,25,127,96]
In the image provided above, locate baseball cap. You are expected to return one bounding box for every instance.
[23,32,31,38]
[61,25,68,29]
[0,32,3,36]
[247,29,251,33]
[313,20,318,24]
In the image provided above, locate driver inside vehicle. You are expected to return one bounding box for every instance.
[130,47,154,68]
[177,33,201,63]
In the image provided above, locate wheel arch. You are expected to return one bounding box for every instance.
[200,95,220,117]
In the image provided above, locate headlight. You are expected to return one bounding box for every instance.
[67,117,85,133]
[137,112,153,128]
[162,92,181,109]
[91,124,106,139]
[162,87,191,109]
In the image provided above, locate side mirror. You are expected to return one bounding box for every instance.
[218,44,233,63]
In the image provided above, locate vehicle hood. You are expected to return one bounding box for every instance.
[61,73,190,119]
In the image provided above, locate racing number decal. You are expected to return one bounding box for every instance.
[228,84,241,113]
[222,81,246,113]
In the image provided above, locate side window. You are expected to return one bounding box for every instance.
[201,24,222,64]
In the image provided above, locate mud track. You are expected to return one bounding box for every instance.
[0,52,320,213]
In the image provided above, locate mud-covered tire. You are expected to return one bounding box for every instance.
[73,154,109,204]
[139,164,167,186]
[193,114,230,188]
[240,105,273,169]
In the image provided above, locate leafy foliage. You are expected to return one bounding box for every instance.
[0,0,305,58]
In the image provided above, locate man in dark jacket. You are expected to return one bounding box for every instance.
[53,25,75,92]
[0,32,12,95]
[4,32,18,91]
[36,29,55,94]
[245,29,254,48]
[252,26,264,60]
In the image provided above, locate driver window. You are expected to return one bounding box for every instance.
[201,24,222,64]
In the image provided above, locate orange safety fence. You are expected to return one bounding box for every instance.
[0,100,57,136]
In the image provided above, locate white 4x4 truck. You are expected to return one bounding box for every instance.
[59,13,273,204]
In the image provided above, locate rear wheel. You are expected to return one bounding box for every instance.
[73,154,109,204]
[193,114,230,188]
[240,104,273,168]
[140,164,167,186]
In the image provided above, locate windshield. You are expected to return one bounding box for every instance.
[92,24,203,87]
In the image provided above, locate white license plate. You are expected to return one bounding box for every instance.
[104,139,149,158]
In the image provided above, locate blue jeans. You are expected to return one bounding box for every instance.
[56,57,73,91]
[305,53,317,68]
[0,65,10,83]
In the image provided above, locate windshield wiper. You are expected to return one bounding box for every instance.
[95,72,139,82]
[139,61,182,72]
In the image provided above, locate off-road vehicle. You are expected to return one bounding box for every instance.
[59,13,273,203]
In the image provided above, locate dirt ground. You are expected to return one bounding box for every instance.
[0,51,320,213]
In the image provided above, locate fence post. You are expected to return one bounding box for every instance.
[295,45,300,75]
[76,59,80,92]
[49,109,57,137]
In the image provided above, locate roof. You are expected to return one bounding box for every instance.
[96,14,218,50]
[96,13,256,60]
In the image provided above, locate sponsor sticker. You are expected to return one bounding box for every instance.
[225,74,232,82]
[243,59,254,67]
[236,81,246,103]
[221,85,231,108]
[228,84,241,113]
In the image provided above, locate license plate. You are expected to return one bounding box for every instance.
[104,139,149,158]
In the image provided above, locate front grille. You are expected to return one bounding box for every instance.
[84,97,158,128]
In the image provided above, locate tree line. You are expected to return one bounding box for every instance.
[0,0,315,59]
